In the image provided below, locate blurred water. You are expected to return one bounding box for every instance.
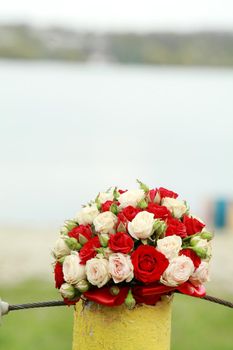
[0,60,233,224]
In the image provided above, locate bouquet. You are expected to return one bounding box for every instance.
[53,181,213,308]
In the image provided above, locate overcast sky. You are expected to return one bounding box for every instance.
[0,0,233,31]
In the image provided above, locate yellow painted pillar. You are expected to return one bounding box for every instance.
[72,297,173,350]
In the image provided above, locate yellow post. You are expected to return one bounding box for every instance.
[72,297,172,350]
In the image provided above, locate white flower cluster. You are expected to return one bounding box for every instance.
[53,182,212,303]
[59,251,134,298]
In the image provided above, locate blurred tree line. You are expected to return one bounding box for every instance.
[0,24,233,66]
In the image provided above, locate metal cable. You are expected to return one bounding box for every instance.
[202,295,233,309]
[7,294,233,312]
[9,300,65,311]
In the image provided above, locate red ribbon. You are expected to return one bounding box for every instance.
[177,281,206,297]
[64,281,206,306]
[84,286,130,307]
[132,283,176,305]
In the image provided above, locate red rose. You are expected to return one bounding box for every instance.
[165,217,187,238]
[79,236,101,264]
[101,200,114,212]
[108,231,134,254]
[146,203,171,220]
[122,206,141,221]
[180,249,201,268]
[118,189,127,194]
[54,262,64,289]
[183,215,205,236]
[68,225,92,241]
[158,187,178,199]
[131,245,169,283]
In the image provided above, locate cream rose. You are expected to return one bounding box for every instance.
[86,258,110,288]
[75,204,99,225]
[157,235,182,260]
[98,188,114,204]
[190,261,210,286]
[108,253,134,283]
[118,189,145,208]
[162,197,187,218]
[53,237,71,259]
[160,255,194,287]
[63,253,86,285]
[93,211,117,234]
[128,211,154,240]
[59,283,75,299]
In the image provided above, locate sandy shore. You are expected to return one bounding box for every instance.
[0,226,233,294]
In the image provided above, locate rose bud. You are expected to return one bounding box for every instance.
[60,220,77,235]
[200,231,213,241]
[60,283,76,299]
[78,234,89,245]
[53,238,71,259]
[192,246,208,259]
[75,280,90,293]
[124,290,136,310]
[110,286,120,296]
[153,219,167,237]
[192,239,211,259]
[99,233,110,248]
[64,219,78,231]
[137,199,148,209]
[136,179,149,193]
[65,237,82,251]
[60,226,69,235]
[190,236,201,247]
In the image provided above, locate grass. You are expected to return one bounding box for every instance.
[0,280,233,350]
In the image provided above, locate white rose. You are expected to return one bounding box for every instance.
[63,253,86,285]
[160,255,194,287]
[86,258,110,288]
[93,211,117,234]
[162,197,187,218]
[128,211,154,240]
[98,188,114,204]
[190,262,210,286]
[75,204,99,225]
[108,253,134,283]
[59,283,76,299]
[53,237,71,259]
[118,189,145,209]
[157,235,182,260]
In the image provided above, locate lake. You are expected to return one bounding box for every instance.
[0,60,233,224]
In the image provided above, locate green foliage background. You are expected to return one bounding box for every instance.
[1,25,233,66]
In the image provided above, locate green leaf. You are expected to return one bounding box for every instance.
[113,187,120,200]
[95,194,102,210]
[136,179,149,192]
[110,203,119,215]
